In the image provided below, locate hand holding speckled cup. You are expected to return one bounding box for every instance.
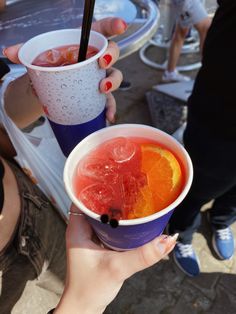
[18,29,108,156]
[64,124,193,251]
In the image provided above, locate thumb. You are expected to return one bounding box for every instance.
[115,234,178,280]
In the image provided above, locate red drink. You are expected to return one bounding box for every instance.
[32,44,99,67]
[73,137,184,220]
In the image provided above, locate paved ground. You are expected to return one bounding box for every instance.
[104,4,236,313]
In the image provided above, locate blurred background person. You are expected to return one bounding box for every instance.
[162,0,212,82]
[168,0,236,277]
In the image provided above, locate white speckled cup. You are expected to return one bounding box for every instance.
[18,29,108,156]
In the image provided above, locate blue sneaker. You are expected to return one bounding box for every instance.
[212,227,235,260]
[173,242,200,277]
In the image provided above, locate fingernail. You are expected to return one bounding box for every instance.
[103,54,112,66]
[156,234,178,254]
[105,81,112,92]
[170,233,179,242]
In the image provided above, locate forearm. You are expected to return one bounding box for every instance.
[54,289,104,314]
[0,124,16,158]
[4,74,44,129]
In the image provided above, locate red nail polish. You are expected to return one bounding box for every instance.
[105,81,112,91]
[103,54,112,66]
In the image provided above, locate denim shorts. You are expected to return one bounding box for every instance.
[172,0,208,28]
[0,161,67,314]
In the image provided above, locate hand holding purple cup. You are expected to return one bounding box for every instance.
[64,124,193,251]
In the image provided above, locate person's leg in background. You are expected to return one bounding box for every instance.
[163,0,211,83]
[167,0,236,277]
[168,122,236,276]
[209,185,236,260]
[194,16,212,53]
[162,24,191,82]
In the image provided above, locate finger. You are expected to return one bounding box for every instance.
[92,17,127,37]
[67,205,107,252]
[66,205,93,247]
[3,44,23,64]
[100,68,123,94]
[112,234,178,280]
[165,242,176,256]
[98,41,120,69]
[105,93,116,123]
[3,18,127,64]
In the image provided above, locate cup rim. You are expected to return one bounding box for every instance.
[18,29,108,72]
[63,124,193,226]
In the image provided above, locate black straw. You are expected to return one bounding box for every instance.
[78,0,96,62]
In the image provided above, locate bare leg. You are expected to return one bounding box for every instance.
[194,17,212,54]
[167,24,189,72]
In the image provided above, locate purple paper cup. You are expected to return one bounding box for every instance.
[18,29,108,156]
[64,124,193,251]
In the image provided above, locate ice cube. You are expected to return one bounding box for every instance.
[79,157,119,183]
[120,173,139,208]
[79,183,115,214]
[106,137,137,163]
[118,172,149,218]
[45,49,63,65]
[62,46,78,64]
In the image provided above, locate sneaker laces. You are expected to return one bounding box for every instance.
[216,228,232,241]
[177,242,194,257]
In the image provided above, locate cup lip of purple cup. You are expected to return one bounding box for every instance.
[18,29,108,72]
[64,124,193,226]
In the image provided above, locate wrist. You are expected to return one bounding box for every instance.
[54,289,105,314]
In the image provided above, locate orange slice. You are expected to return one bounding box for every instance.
[128,185,155,219]
[130,144,183,218]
